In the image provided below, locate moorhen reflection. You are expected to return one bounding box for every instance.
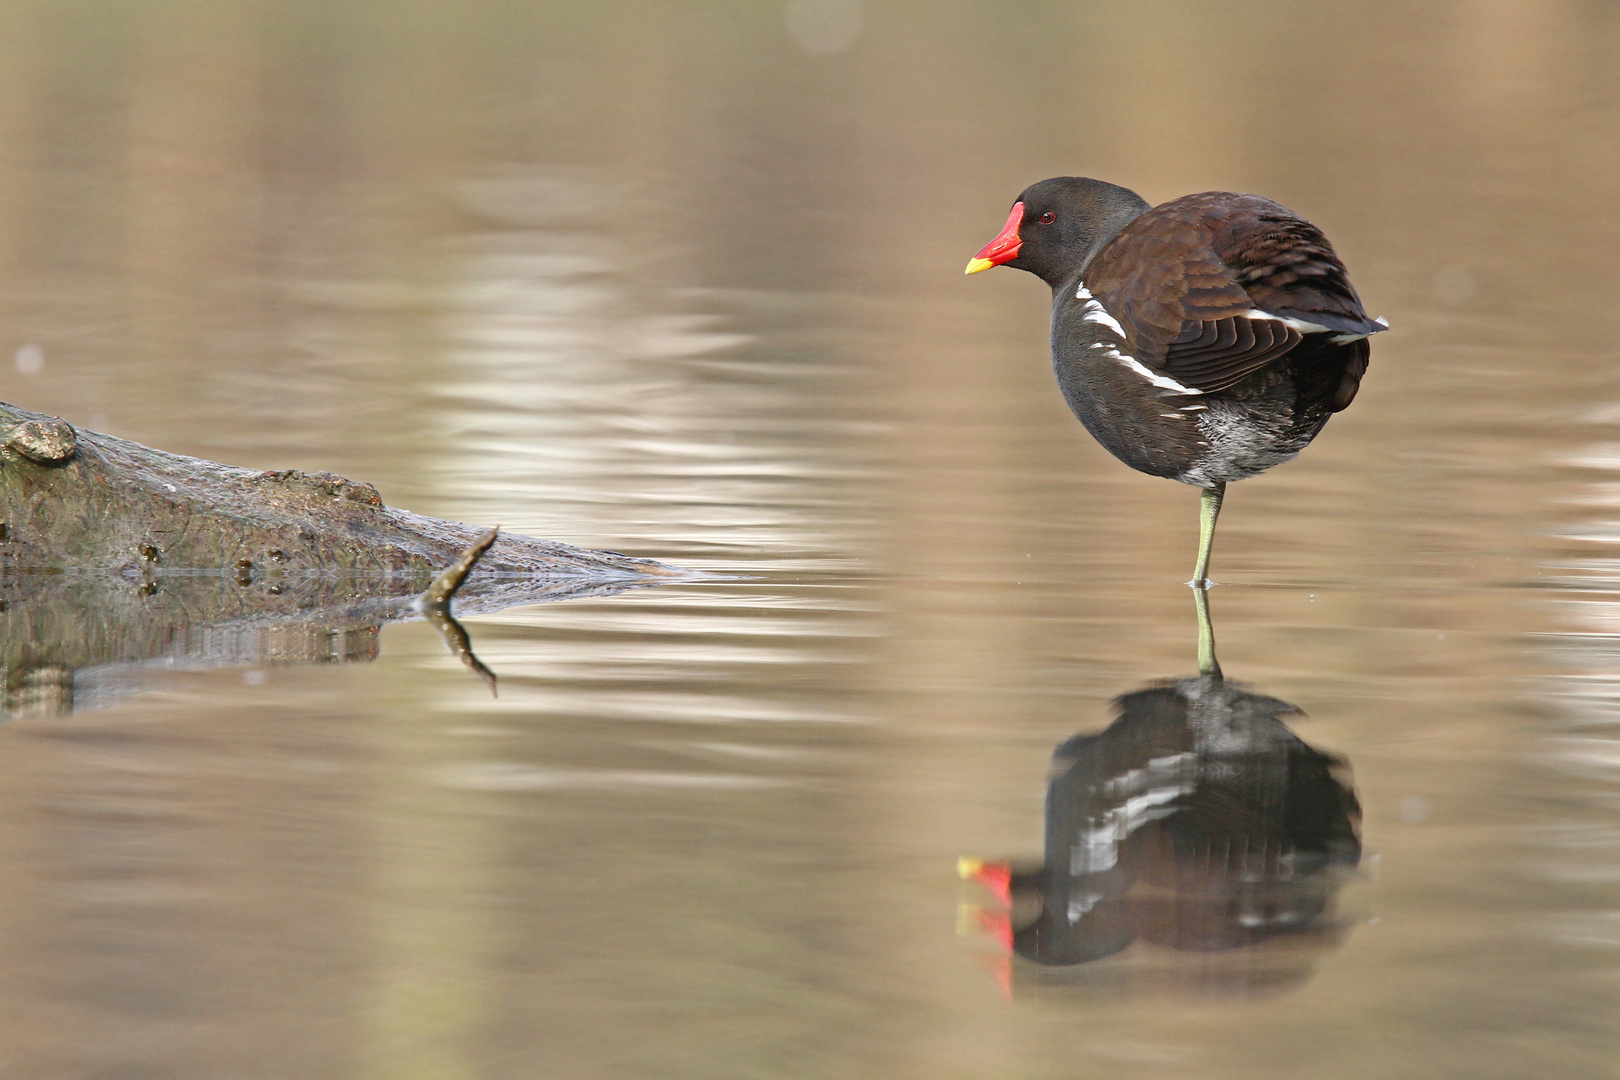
[961,598,1361,995]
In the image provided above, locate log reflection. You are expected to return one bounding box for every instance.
[0,569,658,719]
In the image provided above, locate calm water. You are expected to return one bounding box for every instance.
[3,1,1620,1076]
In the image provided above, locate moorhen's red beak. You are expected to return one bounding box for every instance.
[964,202,1025,274]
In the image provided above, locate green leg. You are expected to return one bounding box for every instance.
[1194,580,1221,680]
[1191,482,1225,588]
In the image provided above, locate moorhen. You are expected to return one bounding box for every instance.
[966,177,1386,585]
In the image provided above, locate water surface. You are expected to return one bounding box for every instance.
[2,2,1620,1077]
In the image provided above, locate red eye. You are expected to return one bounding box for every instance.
[1039,211,1056,224]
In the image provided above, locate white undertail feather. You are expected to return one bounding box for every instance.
[1247,308,1388,344]
[1244,309,1331,334]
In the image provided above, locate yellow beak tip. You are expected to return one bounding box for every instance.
[957,856,984,878]
[964,257,995,275]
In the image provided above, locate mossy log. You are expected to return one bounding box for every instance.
[0,401,680,580]
[0,401,692,717]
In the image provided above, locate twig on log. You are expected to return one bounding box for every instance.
[420,526,501,607]
[417,526,501,695]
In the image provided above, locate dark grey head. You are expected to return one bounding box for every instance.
[966,177,1151,289]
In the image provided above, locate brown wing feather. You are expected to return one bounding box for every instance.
[1211,196,1381,336]
[1088,218,1254,365]
[1084,192,1381,394]
[1331,337,1370,412]
[1161,317,1302,394]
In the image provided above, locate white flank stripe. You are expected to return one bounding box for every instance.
[1077,282,1201,395]
[1114,349,1202,395]
[1075,284,1128,337]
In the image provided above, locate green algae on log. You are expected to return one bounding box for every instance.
[0,401,683,579]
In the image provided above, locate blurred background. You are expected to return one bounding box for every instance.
[1,0,1620,1076]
